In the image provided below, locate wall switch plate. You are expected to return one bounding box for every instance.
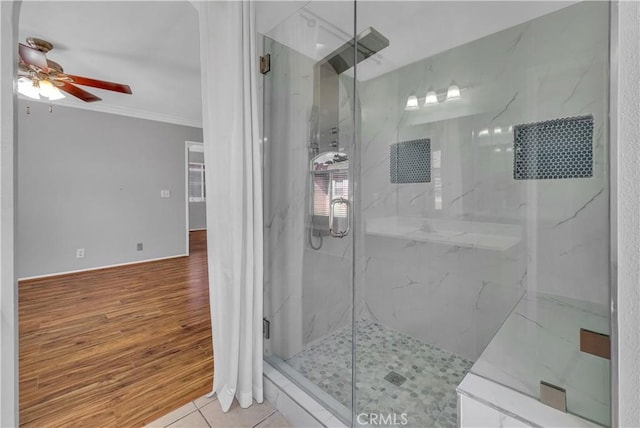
[137,243,143,251]
[161,189,171,198]
[76,248,85,258]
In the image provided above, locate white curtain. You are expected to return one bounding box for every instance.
[197,0,263,412]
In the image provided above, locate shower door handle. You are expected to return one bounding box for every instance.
[329,198,350,238]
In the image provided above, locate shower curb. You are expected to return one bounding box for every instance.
[264,360,348,428]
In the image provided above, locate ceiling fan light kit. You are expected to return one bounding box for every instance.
[17,37,132,103]
[17,77,41,100]
[37,80,65,100]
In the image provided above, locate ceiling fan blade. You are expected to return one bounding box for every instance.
[57,81,102,102]
[64,74,132,94]
[18,43,49,72]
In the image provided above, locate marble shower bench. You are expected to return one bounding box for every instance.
[458,292,610,427]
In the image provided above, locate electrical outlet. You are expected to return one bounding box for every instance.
[137,243,143,251]
[161,189,171,198]
[76,248,85,258]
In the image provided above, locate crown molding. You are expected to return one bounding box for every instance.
[20,95,203,129]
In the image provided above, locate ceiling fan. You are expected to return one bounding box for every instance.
[17,37,132,103]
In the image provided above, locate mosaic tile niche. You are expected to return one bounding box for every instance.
[513,115,594,180]
[390,139,431,184]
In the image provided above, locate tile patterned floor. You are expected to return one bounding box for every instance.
[287,319,473,427]
[145,394,290,428]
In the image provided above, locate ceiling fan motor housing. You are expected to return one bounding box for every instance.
[26,37,54,53]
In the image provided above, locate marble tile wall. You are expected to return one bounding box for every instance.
[357,1,609,360]
[263,36,355,359]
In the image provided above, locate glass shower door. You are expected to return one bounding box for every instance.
[262,2,610,427]
[261,3,357,423]
[354,1,610,427]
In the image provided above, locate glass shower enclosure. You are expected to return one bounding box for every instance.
[262,2,611,427]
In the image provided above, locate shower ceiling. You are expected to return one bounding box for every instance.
[259,0,579,81]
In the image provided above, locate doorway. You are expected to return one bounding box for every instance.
[186,141,207,256]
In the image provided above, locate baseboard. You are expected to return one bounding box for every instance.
[18,254,188,282]
[189,228,207,232]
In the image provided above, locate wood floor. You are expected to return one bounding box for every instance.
[19,230,213,427]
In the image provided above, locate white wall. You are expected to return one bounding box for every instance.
[613,1,640,426]
[0,1,17,426]
[17,101,203,279]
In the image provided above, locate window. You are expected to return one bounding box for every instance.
[311,152,349,219]
[189,162,206,202]
[313,170,349,217]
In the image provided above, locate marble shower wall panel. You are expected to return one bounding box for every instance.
[360,71,405,221]
[358,0,609,357]
[363,234,526,361]
[361,2,608,223]
[394,114,524,222]
[264,39,315,359]
[301,240,352,345]
[361,110,528,360]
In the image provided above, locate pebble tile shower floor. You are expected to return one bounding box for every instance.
[287,320,473,428]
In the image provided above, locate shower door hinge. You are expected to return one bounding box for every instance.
[540,381,567,412]
[263,318,270,339]
[580,328,611,359]
[260,54,271,75]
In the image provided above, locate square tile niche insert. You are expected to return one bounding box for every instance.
[513,115,593,180]
[390,138,431,183]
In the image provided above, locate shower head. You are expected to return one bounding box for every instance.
[310,27,388,154]
[320,27,389,75]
